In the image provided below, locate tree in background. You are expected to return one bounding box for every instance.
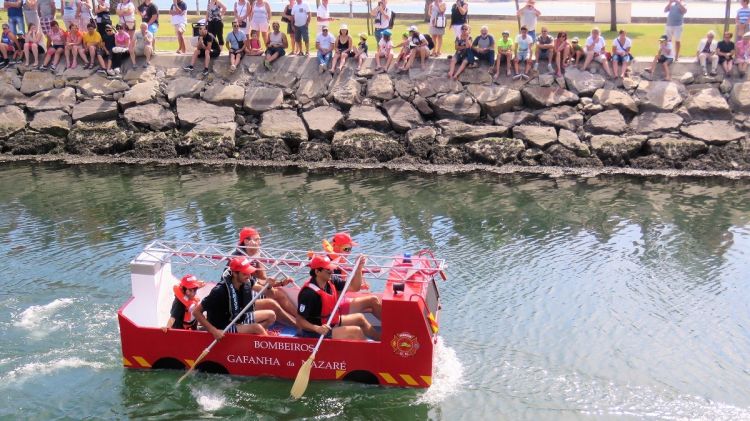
[610,0,617,32]
[424,0,430,22]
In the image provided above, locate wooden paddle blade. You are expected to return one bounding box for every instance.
[290,355,315,399]
[176,348,209,385]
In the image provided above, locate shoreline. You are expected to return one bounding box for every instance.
[3,153,749,179]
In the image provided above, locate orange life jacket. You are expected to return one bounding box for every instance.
[303,280,341,326]
[173,284,200,328]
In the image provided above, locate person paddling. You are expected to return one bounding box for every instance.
[162,274,205,332]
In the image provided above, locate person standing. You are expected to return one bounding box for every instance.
[22,0,40,36]
[60,0,77,30]
[737,0,750,42]
[248,0,270,47]
[696,30,718,76]
[205,0,226,50]
[169,0,187,53]
[94,0,110,38]
[4,0,25,35]
[428,0,446,57]
[449,0,467,40]
[116,0,136,36]
[291,0,309,55]
[664,0,686,60]
[234,0,249,35]
[282,0,294,53]
[316,0,334,34]
[36,0,55,35]
[370,0,390,43]
[137,0,158,49]
[77,0,93,30]
[517,0,540,42]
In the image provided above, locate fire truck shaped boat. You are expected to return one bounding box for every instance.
[118,240,446,388]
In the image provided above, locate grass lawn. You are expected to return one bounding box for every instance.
[152,15,729,58]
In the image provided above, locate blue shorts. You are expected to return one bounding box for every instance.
[613,54,631,63]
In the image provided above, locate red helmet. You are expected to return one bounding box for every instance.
[180,274,202,289]
[238,227,260,244]
[229,257,257,275]
[331,232,358,248]
[308,255,338,271]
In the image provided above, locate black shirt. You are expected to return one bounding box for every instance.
[297,274,345,327]
[169,297,188,330]
[138,3,159,25]
[103,33,115,51]
[201,33,220,51]
[718,40,735,55]
[450,0,467,26]
[201,275,256,330]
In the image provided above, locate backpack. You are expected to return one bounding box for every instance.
[388,10,396,29]
[424,33,435,51]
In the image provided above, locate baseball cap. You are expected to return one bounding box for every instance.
[408,25,417,32]
[180,274,202,289]
[382,29,392,37]
[229,257,257,275]
[238,227,259,244]
[659,34,668,41]
[571,36,579,43]
[309,255,338,271]
[331,232,358,247]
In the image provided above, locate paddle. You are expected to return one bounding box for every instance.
[176,278,275,385]
[290,256,363,399]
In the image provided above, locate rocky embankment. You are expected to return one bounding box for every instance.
[2,56,750,172]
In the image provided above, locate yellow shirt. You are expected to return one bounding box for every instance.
[82,31,102,47]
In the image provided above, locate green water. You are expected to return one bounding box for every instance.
[0,162,749,420]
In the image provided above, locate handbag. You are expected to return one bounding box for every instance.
[435,13,446,28]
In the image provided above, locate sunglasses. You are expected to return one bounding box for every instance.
[342,246,352,252]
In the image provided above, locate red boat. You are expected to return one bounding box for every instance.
[118,240,447,388]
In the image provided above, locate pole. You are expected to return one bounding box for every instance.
[724,0,731,35]
[514,0,521,32]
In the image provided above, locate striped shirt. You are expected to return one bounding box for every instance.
[738,7,750,24]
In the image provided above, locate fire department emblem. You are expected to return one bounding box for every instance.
[391,332,419,357]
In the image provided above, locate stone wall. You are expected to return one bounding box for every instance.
[2,55,750,172]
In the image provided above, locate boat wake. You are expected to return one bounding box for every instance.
[416,336,464,405]
[14,298,75,336]
[2,357,105,383]
[191,385,227,412]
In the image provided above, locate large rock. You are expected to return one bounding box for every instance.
[256,71,299,88]
[243,86,284,114]
[298,141,333,161]
[77,74,129,97]
[366,73,394,101]
[2,133,64,155]
[429,93,481,122]
[513,125,557,149]
[589,134,645,164]
[72,98,118,121]
[331,79,361,108]
[124,103,177,131]
[405,126,437,159]
[521,86,579,108]
[122,66,157,84]
[181,123,236,159]
[176,98,235,128]
[302,106,343,139]
[259,109,308,148]
[634,80,687,111]
[558,129,590,157]
[296,74,332,104]
[683,88,732,120]
[129,132,178,158]
[66,120,130,154]
[680,121,745,145]
[331,128,404,161]
[26,87,76,113]
[394,78,414,99]
[647,136,708,160]
[346,105,390,131]
[630,112,683,134]
[537,105,584,131]
[202,84,245,106]
[414,77,463,98]
[541,143,601,167]
[118,80,159,109]
[437,119,508,144]
[592,88,638,115]
[495,111,535,127]
[240,138,292,160]
[0,106,26,140]
[584,109,627,134]
[730,81,750,112]
[0,71,22,89]
[166,77,205,102]
[383,98,423,132]
[29,110,72,137]
[457,66,493,84]
[20,71,56,95]
[0,83,27,107]
[465,138,526,165]
[564,67,606,96]
[466,85,523,117]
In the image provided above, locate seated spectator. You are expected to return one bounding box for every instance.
[226,20,247,72]
[41,21,66,71]
[96,23,116,74]
[570,36,583,64]
[23,22,46,68]
[553,31,570,77]
[163,274,204,332]
[0,23,21,68]
[315,25,335,73]
[354,32,368,71]
[492,29,513,78]
[696,30,718,76]
[448,23,473,79]
[130,22,154,68]
[263,21,287,70]
[82,22,105,70]
[513,25,533,79]
[647,34,675,81]
[471,25,494,67]
[64,23,89,69]
[244,29,264,56]
[374,29,393,71]
[580,27,613,78]
[330,24,352,74]
[401,25,431,71]
[109,24,130,75]
[392,30,410,71]
[717,31,735,76]
[534,26,553,73]
[735,31,750,77]
[183,24,220,76]
[611,29,632,78]
[193,257,277,338]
